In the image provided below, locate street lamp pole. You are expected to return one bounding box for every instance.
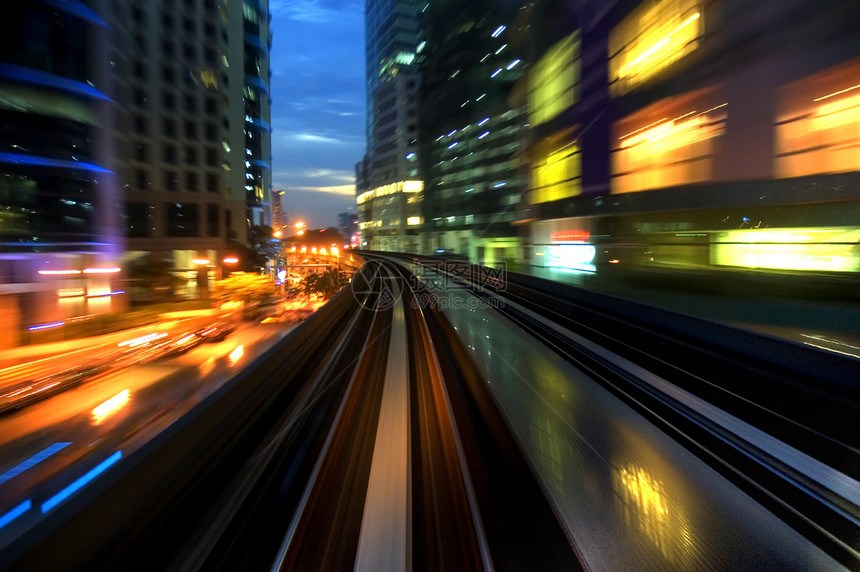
[192,257,211,300]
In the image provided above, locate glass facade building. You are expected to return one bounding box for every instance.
[0,1,123,346]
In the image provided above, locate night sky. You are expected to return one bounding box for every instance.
[270,0,365,229]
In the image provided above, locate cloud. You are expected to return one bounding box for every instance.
[268,1,364,229]
[293,133,343,145]
[274,186,358,228]
[289,184,356,197]
[272,166,357,191]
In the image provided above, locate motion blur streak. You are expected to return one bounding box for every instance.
[91,390,131,424]
[229,345,245,364]
[0,442,72,486]
[40,451,122,513]
[0,501,32,531]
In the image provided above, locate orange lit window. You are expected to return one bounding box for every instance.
[775,58,860,178]
[611,86,726,193]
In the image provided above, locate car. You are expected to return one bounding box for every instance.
[195,321,238,342]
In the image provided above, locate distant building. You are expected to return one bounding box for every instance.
[337,212,358,246]
[272,189,288,236]
[357,0,423,252]
[0,2,124,347]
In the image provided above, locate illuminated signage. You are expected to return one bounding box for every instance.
[551,230,590,243]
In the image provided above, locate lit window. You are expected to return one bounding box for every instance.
[775,58,860,178]
[611,86,726,193]
[608,0,703,96]
[528,32,580,126]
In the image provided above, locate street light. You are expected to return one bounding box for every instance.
[222,256,239,279]
[331,247,340,284]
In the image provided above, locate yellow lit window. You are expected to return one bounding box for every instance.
[530,142,581,204]
[609,0,703,96]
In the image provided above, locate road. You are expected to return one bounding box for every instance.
[0,318,294,551]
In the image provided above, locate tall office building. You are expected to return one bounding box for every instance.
[357,0,423,251]
[418,0,528,264]
[109,0,271,296]
[0,2,123,347]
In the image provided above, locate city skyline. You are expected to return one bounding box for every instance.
[270,0,364,229]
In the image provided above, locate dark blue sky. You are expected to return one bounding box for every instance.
[270,0,365,229]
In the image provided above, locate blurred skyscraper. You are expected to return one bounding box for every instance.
[0,2,123,347]
[0,0,272,344]
[357,0,423,251]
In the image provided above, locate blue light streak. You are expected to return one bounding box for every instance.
[0,442,72,486]
[0,64,112,102]
[0,500,31,530]
[28,321,65,332]
[41,451,122,513]
[0,152,113,174]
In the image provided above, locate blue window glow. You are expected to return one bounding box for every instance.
[506,59,520,70]
[479,131,490,139]
[448,142,459,149]
[41,450,122,513]
[494,182,506,188]
[491,68,502,78]
[447,129,457,137]
[491,25,506,38]
[478,117,490,126]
